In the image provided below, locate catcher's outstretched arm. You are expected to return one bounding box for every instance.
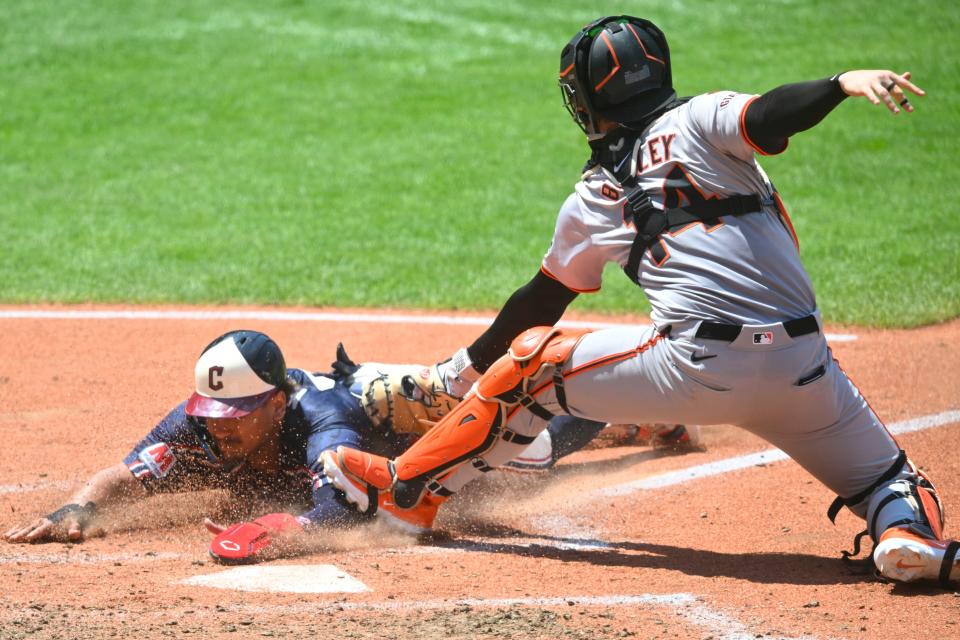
[743,70,925,155]
[466,269,578,372]
[4,462,146,543]
[743,75,849,154]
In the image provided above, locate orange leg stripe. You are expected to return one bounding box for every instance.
[565,332,665,379]
[506,333,665,420]
[773,192,800,251]
[832,357,900,448]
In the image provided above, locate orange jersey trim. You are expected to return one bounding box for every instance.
[539,264,600,294]
[739,96,789,157]
[563,332,665,380]
[773,192,800,251]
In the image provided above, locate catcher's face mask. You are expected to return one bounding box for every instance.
[559,16,673,140]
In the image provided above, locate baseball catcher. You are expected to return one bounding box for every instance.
[322,16,958,588]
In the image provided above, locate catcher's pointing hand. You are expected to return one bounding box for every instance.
[838,70,924,114]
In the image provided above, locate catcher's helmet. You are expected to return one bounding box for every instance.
[559,16,675,139]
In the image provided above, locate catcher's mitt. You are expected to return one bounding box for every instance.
[359,364,458,435]
[331,344,459,436]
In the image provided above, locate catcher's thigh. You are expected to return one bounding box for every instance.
[732,336,903,508]
[557,325,746,425]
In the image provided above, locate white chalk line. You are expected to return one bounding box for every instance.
[0,551,183,565]
[0,480,73,495]
[0,308,859,342]
[354,410,960,638]
[212,592,815,640]
[4,401,949,638]
[386,408,960,558]
[598,409,960,497]
[530,514,612,550]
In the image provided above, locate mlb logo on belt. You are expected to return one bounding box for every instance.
[138,442,176,478]
[753,331,774,345]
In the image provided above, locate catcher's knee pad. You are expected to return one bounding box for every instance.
[478,326,590,407]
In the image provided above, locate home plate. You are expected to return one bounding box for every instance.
[180,564,370,593]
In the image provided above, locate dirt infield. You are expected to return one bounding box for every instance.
[2,305,959,639]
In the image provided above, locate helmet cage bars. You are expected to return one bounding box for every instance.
[559,16,672,140]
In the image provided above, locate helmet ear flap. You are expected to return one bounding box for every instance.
[558,24,606,139]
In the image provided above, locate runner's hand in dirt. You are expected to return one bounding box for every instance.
[4,463,143,544]
[4,505,102,543]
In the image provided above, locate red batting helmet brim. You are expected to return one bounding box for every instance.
[185,389,276,419]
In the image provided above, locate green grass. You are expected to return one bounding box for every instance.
[1,0,958,326]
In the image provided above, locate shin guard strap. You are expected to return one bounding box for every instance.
[426,479,453,497]
[471,458,493,472]
[940,541,960,588]
[518,395,555,422]
[502,429,537,445]
[840,528,869,562]
[552,370,569,413]
[366,485,379,516]
[828,449,907,523]
[868,491,910,540]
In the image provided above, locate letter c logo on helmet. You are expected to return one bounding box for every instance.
[208,366,224,391]
[559,16,676,140]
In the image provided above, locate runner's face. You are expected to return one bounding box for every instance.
[206,393,283,462]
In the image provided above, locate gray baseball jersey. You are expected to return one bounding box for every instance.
[438,91,906,535]
[542,91,817,327]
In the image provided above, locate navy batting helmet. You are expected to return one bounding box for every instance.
[559,16,675,139]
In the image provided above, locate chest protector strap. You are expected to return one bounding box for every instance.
[621,175,764,285]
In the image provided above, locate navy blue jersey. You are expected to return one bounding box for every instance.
[123,369,413,528]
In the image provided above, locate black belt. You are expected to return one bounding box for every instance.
[695,314,819,342]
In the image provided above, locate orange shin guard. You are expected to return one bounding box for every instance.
[393,392,505,481]
[339,447,394,491]
[391,326,591,491]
